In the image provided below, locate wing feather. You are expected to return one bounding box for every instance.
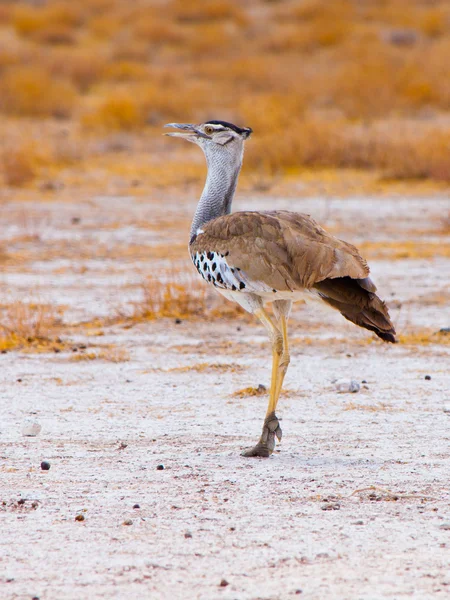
[190,211,369,291]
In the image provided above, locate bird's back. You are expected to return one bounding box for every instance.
[190,210,396,342]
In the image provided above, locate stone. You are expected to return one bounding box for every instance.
[22,421,42,437]
[335,379,360,393]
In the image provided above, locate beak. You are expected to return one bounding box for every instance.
[164,123,211,140]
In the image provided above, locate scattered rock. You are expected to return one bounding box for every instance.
[174,318,182,324]
[439,327,450,334]
[361,380,367,384]
[257,384,267,393]
[219,579,229,587]
[443,406,450,414]
[335,379,360,394]
[123,519,133,526]
[321,502,340,511]
[425,375,431,380]
[184,532,192,538]
[75,514,85,522]
[156,464,165,470]
[353,520,364,525]
[40,461,50,471]
[118,442,128,450]
[439,523,450,530]
[133,504,140,509]
[22,421,42,437]
[295,591,303,595]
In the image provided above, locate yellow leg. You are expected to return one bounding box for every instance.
[242,307,284,457]
[274,313,290,403]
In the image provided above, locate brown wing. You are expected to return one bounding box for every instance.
[190,210,369,291]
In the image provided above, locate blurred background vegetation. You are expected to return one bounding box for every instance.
[0,0,450,191]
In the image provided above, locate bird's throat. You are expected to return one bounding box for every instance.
[190,158,242,237]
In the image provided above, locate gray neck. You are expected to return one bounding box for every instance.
[190,148,243,237]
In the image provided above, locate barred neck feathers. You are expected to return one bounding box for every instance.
[190,144,244,238]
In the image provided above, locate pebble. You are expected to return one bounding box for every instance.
[40,461,51,471]
[156,464,165,470]
[321,502,340,511]
[439,523,450,530]
[123,519,133,526]
[22,421,42,437]
[219,579,229,587]
[184,532,193,538]
[133,504,140,509]
[335,379,360,394]
[75,514,85,522]
[443,406,450,414]
[424,375,431,380]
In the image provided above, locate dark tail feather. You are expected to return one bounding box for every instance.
[314,277,397,343]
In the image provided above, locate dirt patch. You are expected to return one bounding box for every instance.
[1,193,449,599]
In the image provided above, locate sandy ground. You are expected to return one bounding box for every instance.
[1,191,449,599]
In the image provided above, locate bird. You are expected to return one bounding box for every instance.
[164,120,396,458]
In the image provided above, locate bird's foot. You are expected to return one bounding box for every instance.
[241,412,282,457]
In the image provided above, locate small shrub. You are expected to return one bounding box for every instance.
[103,61,149,82]
[0,302,66,351]
[12,3,83,41]
[1,146,37,187]
[0,67,77,118]
[47,48,107,91]
[171,0,248,25]
[135,274,207,320]
[82,93,143,130]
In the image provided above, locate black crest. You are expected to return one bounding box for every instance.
[206,120,253,137]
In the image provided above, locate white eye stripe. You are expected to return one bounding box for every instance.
[204,124,225,131]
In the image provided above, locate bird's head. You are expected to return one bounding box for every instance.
[164,120,252,160]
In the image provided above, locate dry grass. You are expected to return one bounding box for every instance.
[132,273,208,320]
[0,67,77,118]
[1,145,37,187]
[359,240,450,260]
[0,0,450,187]
[232,385,267,398]
[153,362,246,374]
[0,301,67,351]
[128,269,250,322]
[70,347,130,362]
[343,402,398,412]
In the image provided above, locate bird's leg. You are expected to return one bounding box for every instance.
[275,312,291,402]
[242,307,283,458]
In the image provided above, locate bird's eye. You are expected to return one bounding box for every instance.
[204,126,214,135]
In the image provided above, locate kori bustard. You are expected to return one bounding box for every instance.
[165,120,396,458]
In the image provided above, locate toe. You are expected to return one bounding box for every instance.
[241,444,272,458]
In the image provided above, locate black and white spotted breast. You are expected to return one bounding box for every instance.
[190,250,272,293]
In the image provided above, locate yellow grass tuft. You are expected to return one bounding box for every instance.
[155,362,245,374]
[0,67,77,118]
[233,385,267,398]
[133,273,207,320]
[398,329,450,346]
[0,302,67,352]
[359,241,450,260]
[1,145,37,187]
[70,347,130,362]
